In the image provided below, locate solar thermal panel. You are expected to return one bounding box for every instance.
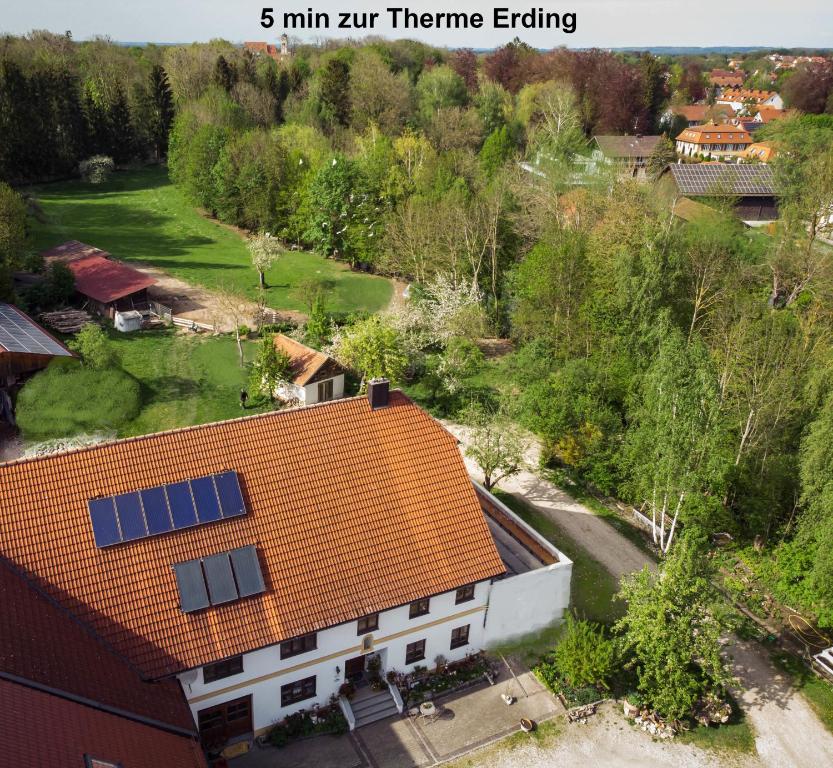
[230,546,266,597]
[173,560,210,613]
[202,553,239,604]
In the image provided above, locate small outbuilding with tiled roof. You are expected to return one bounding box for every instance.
[272,333,347,404]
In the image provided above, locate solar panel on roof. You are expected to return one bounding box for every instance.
[0,303,72,356]
[89,497,121,547]
[202,552,239,604]
[174,560,210,613]
[670,164,774,197]
[215,471,246,517]
[191,476,222,523]
[230,546,266,598]
[87,471,247,547]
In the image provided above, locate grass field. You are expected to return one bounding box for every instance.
[16,328,274,444]
[26,166,393,315]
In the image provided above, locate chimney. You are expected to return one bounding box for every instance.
[367,378,389,410]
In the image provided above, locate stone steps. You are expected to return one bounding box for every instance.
[351,689,399,728]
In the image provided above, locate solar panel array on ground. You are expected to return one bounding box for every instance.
[0,303,71,356]
[87,470,246,548]
[670,164,775,196]
[174,546,266,612]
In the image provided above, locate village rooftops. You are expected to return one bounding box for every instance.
[41,239,156,304]
[719,87,777,103]
[0,392,505,680]
[593,134,662,159]
[272,333,346,386]
[675,123,752,146]
[671,104,736,123]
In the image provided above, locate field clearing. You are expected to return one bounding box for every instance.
[26,166,393,315]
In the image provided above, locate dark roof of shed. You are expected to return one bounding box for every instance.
[594,135,662,158]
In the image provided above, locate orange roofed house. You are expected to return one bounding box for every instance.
[272,333,347,405]
[0,382,572,752]
[675,123,753,160]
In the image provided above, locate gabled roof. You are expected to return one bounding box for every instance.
[273,333,346,386]
[0,557,194,733]
[40,240,156,304]
[672,104,736,123]
[720,88,777,102]
[0,303,73,357]
[0,393,505,679]
[675,123,752,145]
[754,106,787,123]
[668,163,775,197]
[593,135,662,159]
[1,680,205,768]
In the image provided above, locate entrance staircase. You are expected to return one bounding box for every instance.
[348,686,400,728]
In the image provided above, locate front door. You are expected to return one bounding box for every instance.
[198,694,252,748]
[345,654,366,682]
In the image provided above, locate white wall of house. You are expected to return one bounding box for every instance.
[275,374,345,405]
[178,581,490,734]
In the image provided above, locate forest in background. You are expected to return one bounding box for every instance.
[1,32,833,635]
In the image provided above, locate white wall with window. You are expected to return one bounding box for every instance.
[177,580,490,735]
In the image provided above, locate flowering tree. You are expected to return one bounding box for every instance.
[247,231,283,289]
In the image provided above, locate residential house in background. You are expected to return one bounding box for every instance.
[675,123,753,159]
[41,240,156,320]
[272,333,347,404]
[667,103,736,127]
[243,34,291,61]
[709,68,745,88]
[745,141,778,163]
[661,163,778,225]
[591,135,662,180]
[0,385,572,748]
[717,88,784,112]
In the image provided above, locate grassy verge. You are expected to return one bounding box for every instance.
[772,652,833,736]
[27,166,392,314]
[677,692,757,756]
[492,489,623,627]
[443,718,564,768]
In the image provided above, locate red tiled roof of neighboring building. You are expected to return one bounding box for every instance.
[40,241,156,304]
[720,88,777,102]
[272,333,345,386]
[244,41,280,59]
[0,680,206,768]
[672,104,736,123]
[755,106,787,123]
[0,393,505,679]
[676,123,752,146]
[0,558,195,733]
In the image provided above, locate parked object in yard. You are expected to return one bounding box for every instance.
[114,310,143,333]
[520,717,536,732]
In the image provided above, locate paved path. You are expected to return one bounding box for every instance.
[445,421,833,768]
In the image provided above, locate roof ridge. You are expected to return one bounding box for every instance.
[0,390,408,470]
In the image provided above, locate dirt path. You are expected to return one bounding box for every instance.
[445,421,833,768]
[134,263,307,332]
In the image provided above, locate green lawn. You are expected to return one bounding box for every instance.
[26,166,392,315]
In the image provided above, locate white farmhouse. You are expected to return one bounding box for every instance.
[0,381,572,752]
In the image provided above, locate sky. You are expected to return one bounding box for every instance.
[2,0,832,49]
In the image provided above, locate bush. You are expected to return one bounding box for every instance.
[70,323,117,370]
[79,155,115,184]
[16,363,141,441]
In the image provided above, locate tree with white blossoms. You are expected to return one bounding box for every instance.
[462,401,527,491]
[247,231,283,290]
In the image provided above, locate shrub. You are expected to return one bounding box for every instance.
[70,323,117,370]
[79,155,115,184]
[16,364,141,441]
[552,614,616,690]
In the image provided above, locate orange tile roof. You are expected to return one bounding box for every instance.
[0,558,195,732]
[745,142,777,162]
[676,123,752,146]
[755,106,786,123]
[0,393,505,679]
[673,104,736,123]
[720,88,776,102]
[272,333,344,386]
[0,680,206,768]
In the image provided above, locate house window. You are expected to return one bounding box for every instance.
[280,632,318,660]
[203,655,243,684]
[455,584,475,604]
[409,598,430,619]
[406,639,426,664]
[450,624,470,650]
[357,613,379,635]
[317,379,334,402]
[281,675,316,707]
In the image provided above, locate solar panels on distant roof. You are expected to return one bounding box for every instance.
[669,164,775,196]
[88,470,246,548]
[0,303,72,356]
[174,546,265,613]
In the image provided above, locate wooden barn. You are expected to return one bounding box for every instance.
[0,303,74,387]
[41,240,157,319]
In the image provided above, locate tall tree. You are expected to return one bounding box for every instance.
[319,58,351,128]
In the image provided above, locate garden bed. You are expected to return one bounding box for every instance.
[393,653,499,707]
[265,700,348,748]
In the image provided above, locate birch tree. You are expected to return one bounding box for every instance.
[624,327,729,552]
